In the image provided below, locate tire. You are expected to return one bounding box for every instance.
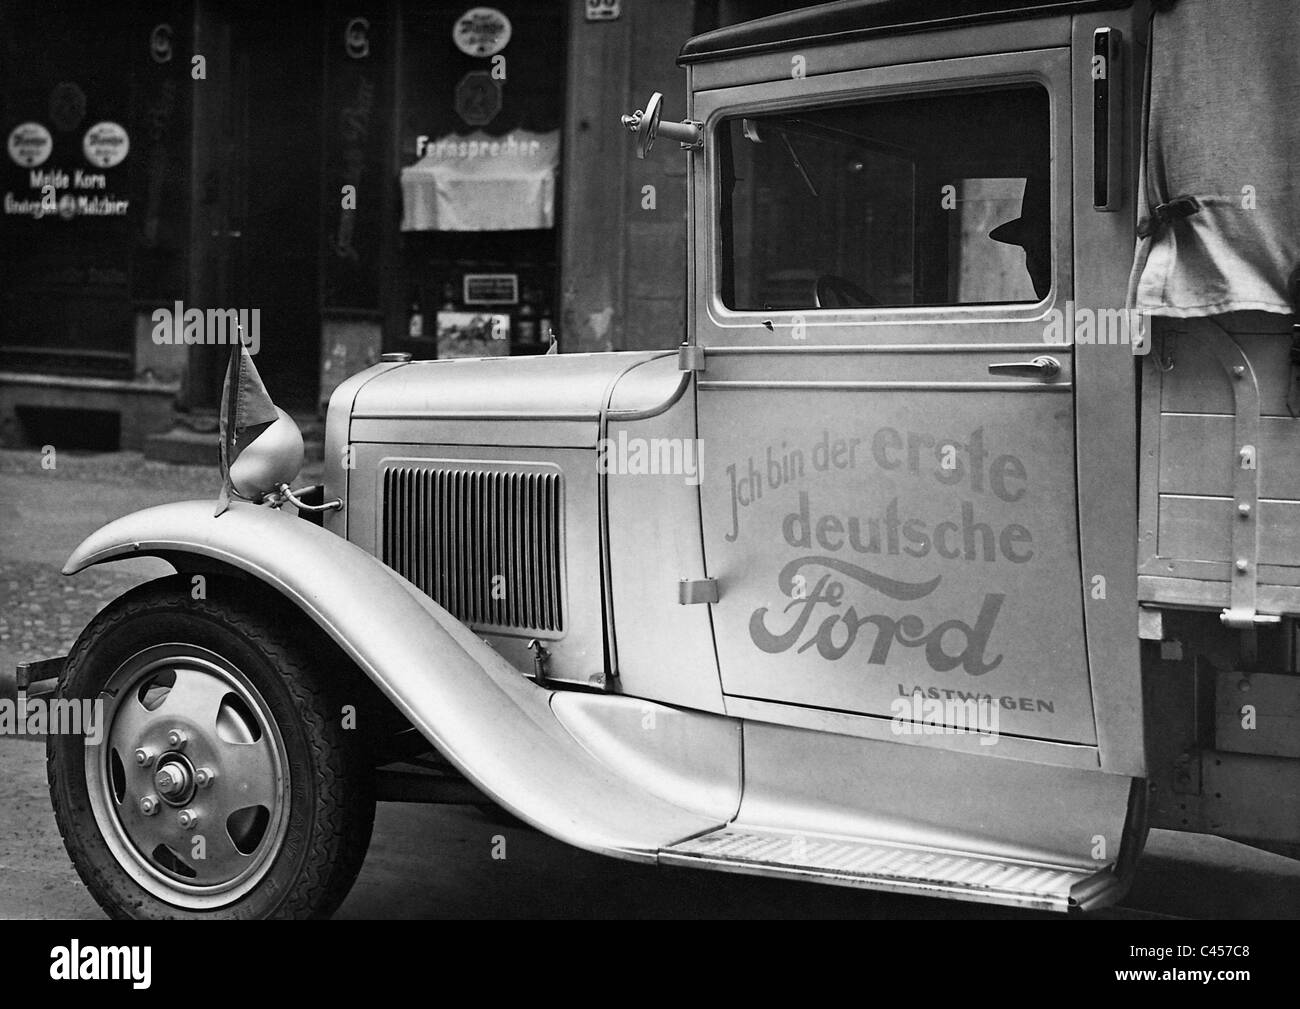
[47,575,375,919]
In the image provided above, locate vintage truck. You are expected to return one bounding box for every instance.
[5,0,1298,918]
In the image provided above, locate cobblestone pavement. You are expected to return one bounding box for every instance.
[0,449,216,683]
[0,448,322,676]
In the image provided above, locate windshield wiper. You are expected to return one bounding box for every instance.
[778,132,819,198]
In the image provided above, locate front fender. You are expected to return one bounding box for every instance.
[64,500,733,860]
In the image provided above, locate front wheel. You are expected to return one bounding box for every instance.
[48,575,375,919]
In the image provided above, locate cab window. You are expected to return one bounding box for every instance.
[718,84,1051,311]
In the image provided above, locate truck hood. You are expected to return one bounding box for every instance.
[350,351,670,421]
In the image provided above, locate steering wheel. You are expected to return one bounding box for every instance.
[814,274,880,309]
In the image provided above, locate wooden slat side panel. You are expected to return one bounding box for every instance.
[1159,318,1293,416]
[1159,496,1300,569]
[1160,414,1300,501]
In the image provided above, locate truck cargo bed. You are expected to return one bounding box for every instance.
[1140,312,1300,621]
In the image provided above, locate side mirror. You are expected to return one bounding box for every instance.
[621,92,702,159]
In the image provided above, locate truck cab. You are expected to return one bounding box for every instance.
[20,0,1298,918]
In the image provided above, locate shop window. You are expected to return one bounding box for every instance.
[396,1,564,359]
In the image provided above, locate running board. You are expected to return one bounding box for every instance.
[660,827,1122,912]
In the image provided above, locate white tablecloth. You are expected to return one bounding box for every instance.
[400,130,559,232]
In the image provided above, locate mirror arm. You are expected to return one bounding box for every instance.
[265,483,343,513]
[621,92,702,157]
[657,119,704,150]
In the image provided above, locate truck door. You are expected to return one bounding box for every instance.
[694,50,1099,745]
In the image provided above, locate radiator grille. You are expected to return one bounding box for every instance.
[381,464,564,634]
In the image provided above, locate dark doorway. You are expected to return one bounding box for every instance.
[191,0,323,413]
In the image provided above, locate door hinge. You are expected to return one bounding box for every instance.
[678,577,719,605]
[678,343,705,372]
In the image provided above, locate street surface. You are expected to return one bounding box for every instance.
[1,448,1296,919]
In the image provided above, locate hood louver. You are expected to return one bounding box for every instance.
[381,462,565,635]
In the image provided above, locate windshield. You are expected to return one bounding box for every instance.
[718,84,1051,312]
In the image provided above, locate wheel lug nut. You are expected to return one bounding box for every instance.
[178,809,199,829]
[194,767,216,788]
[140,795,159,816]
[134,748,155,767]
[166,729,187,749]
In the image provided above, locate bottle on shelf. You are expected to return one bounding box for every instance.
[539,294,554,346]
[407,290,423,339]
[516,285,538,344]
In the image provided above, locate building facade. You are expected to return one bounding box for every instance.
[0,0,804,452]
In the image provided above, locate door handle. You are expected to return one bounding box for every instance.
[987,356,1061,379]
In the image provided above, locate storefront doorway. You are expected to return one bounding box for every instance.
[188,0,324,413]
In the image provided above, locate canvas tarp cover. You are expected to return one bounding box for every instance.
[1129,0,1300,317]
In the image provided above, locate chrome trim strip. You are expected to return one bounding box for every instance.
[352,411,596,422]
[606,370,693,421]
[704,342,1068,354]
[594,355,674,680]
[697,380,1072,392]
[325,360,407,538]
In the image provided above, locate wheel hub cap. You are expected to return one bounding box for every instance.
[84,645,291,911]
[154,758,194,805]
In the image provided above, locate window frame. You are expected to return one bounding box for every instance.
[693,49,1073,347]
[717,90,1048,313]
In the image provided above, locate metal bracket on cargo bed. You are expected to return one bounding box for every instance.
[1191,328,1279,629]
[1222,609,1280,630]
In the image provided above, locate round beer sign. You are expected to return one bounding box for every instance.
[7,122,52,168]
[452,7,511,57]
[82,121,130,168]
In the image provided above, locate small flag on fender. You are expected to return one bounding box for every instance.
[215,345,279,516]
